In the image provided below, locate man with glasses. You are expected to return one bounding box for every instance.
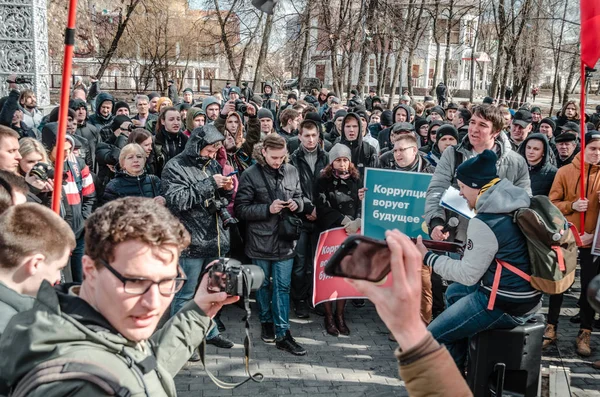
[0,197,238,395]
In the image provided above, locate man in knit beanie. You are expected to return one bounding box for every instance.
[416,149,541,371]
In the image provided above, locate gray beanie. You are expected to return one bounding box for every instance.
[257,108,274,121]
[328,144,352,164]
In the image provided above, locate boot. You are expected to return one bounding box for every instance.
[324,315,339,336]
[542,324,557,349]
[335,314,350,336]
[576,329,592,357]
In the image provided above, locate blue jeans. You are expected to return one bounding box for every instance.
[70,234,85,283]
[428,283,535,369]
[253,258,294,338]
[170,257,219,339]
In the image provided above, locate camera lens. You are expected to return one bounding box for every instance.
[241,265,265,292]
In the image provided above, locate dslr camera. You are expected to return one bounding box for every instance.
[207,258,265,296]
[6,76,32,85]
[234,99,248,115]
[29,162,68,183]
[206,196,238,229]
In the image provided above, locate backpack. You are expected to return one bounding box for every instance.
[487,195,579,310]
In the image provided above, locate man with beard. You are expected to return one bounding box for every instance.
[70,98,100,170]
[18,89,43,130]
[202,96,221,124]
[148,92,160,115]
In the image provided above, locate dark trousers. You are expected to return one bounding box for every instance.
[547,248,598,329]
[70,234,85,283]
[291,228,317,303]
[432,272,446,314]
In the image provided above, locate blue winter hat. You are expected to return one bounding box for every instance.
[456,149,498,189]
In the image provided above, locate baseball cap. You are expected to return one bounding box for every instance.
[512,110,533,127]
[560,121,580,134]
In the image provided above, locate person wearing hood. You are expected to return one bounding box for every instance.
[234,134,306,356]
[184,107,205,137]
[0,88,37,140]
[95,115,132,196]
[161,124,236,353]
[378,104,412,152]
[424,124,459,168]
[70,98,100,170]
[339,112,378,179]
[435,82,447,107]
[182,87,196,106]
[42,122,96,282]
[262,81,279,118]
[419,120,444,154]
[202,96,221,124]
[154,106,187,167]
[241,82,254,101]
[324,109,347,143]
[546,131,600,358]
[380,134,434,174]
[517,133,557,196]
[425,104,531,245]
[417,150,542,370]
[102,143,163,205]
[452,108,471,141]
[88,92,115,131]
[415,118,429,147]
[354,108,380,154]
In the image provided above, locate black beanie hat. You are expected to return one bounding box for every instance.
[114,101,130,114]
[415,118,429,135]
[436,124,459,143]
[430,106,445,118]
[111,115,132,132]
[380,110,393,127]
[257,108,274,121]
[334,109,348,122]
[539,117,556,133]
[287,93,297,100]
[428,120,445,136]
[456,149,498,189]
[148,92,159,100]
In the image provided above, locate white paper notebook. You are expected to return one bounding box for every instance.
[440,186,476,219]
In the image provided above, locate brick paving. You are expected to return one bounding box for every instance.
[176,273,600,397]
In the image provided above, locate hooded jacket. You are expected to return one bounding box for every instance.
[0,89,37,139]
[261,82,279,117]
[315,170,363,231]
[214,111,261,173]
[378,104,412,152]
[102,169,161,204]
[424,132,531,243]
[95,131,129,195]
[184,108,203,137]
[0,281,211,397]
[289,145,329,218]
[161,125,232,258]
[549,152,600,244]
[424,179,541,315]
[0,282,34,338]
[87,92,115,130]
[234,145,304,260]
[70,98,100,170]
[339,113,378,179]
[155,127,188,166]
[517,133,558,196]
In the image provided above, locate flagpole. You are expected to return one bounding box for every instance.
[51,0,78,214]
[579,60,586,234]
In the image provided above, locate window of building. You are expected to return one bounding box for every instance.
[434,19,461,45]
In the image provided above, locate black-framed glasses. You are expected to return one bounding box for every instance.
[97,259,187,296]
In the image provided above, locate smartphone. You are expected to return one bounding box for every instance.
[325,235,464,282]
[325,235,391,282]
[226,170,238,177]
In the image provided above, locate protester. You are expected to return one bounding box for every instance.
[453,108,471,141]
[0,170,29,214]
[315,144,365,335]
[132,94,156,128]
[202,96,221,124]
[554,132,579,168]
[18,89,43,130]
[517,133,557,196]
[70,98,100,170]
[380,134,434,173]
[183,107,205,137]
[88,92,115,131]
[425,104,531,245]
[557,100,581,128]
[0,197,239,395]
[509,110,533,150]
[235,134,306,355]
[259,108,276,137]
[289,120,329,319]
[278,108,300,143]
[102,144,163,204]
[547,131,600,357]
[154,106,187,166]
[167,79,179,104]
[95,115,132,194]
[0,126,22,174]
[339,112,378,179]
[419,149,542,369]
[128,128,162,176]
[0,89,36,140]
[161,124,235,354]
[378,104,411,152]
[0,204,75,338]
[424,124,459,168]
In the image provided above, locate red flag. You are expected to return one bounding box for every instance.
[581,0,600,67]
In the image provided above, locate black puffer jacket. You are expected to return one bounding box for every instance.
[161,125,231,258]
[289,146,329,216]
[102,170,161,204]
[234,147,304,260]
[518,133,558,196]
[95,133,128,196]
[316,173,362,231]
[339,113,378,179]
[155,127,188,167]
[88,92,114,131]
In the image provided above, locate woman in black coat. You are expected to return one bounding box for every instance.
[315,144,365,337]
[102,143,164,205]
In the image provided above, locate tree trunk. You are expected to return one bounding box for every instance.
[253,13,274,89]
[407,50,414,95]
[356,0,377,94]
[549,0,569,116]
[442,0,454,86]
[95,0,141,79]
[297,2,312,89]
[387,40,405,109]
[562,53,578,105]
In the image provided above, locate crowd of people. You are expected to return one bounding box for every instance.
[1,74,600,395]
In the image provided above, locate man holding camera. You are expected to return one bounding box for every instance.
[161,124,236,354]
[235,134,306,355]
[0,198,239,395]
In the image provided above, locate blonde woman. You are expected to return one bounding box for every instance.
[18,137,53,193]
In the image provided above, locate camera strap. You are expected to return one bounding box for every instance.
[198,273,264,389]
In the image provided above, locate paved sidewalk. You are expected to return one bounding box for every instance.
[176,283,599,397]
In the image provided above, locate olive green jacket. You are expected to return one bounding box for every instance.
[0,281,211,396]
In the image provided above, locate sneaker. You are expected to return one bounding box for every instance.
[261,322,275,343]
[542,324,557,349]
[276,331,307,356]
[295,300,310,319]
[206,334,234,349]
[576,329,592,357]
[189,349,201,362]
[352,299,366,308]
[214,317,226,333]
[570,312,581,324]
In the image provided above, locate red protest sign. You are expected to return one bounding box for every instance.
[312,227,393,306]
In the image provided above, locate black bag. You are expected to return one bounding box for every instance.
[258,167,302,241]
